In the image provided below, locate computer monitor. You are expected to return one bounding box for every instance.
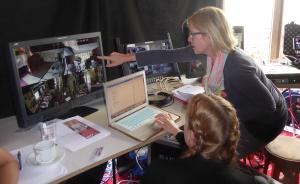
[184,54,207,79]
[122,34,181,84]
[7,32,106,128]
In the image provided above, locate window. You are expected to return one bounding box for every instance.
[283,0,300,25]
[224,0,300,63]
[223,0,275,64]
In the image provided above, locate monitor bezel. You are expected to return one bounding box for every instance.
[8,32,106,128]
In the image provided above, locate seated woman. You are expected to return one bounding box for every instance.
[140,94,271,184]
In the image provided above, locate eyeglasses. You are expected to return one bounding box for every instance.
[189,32,207,37]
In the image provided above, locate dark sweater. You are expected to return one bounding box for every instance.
[223,49,287,142]
[140,156,261,184]
[141,132,271,184]
[136,47,288,142]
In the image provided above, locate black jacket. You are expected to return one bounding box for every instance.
[140,156,260,184]
[223,49,288,142]
[136,47,288,142]
[141,132,272,184]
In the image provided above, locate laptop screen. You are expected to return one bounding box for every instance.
[104,71,148,122]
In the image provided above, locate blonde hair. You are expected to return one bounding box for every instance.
[181,94,240,166]
[187,6,237,54]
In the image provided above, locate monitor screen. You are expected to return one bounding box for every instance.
[122,37,181,83]
[104,71,147,122]
[182,26,244,79]
[184,54,207,79]
[8,32,106,128]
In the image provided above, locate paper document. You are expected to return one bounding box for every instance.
[56,116,111,152]
[172,85,204,102]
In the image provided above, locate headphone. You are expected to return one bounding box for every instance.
[148,92,173,108]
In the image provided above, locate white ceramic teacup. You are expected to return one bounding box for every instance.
[33,140,56,164]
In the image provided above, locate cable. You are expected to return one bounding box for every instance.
[135,148,144,171]
[284,54,297,61]
[162,96,175,108]
[147,77,182,107]
[287,88,300,137]
[283,54,300,67]
[156,77,183,92]
[148,77,183,94]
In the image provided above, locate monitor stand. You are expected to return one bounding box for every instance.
[57,106,98,119]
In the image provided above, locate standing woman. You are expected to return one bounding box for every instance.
[99,6,288,157]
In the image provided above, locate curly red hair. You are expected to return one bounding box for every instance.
[181,94,240,166]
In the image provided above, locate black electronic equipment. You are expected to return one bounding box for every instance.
[121,33,181,84]
[8,32,106,128]
[293,36,300,51]
[266,74,300,87]
[184,55,207,79]
[148,92,173,108]
[291,36,300,67]
[262,62,300,88]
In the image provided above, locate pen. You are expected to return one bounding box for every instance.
[95,147,103,157]
[17,151,22,170]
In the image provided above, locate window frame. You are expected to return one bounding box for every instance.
[270,0,284,59]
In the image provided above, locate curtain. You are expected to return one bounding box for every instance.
[0,0,217,118]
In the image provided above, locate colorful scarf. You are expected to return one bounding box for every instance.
[202,52,228,95]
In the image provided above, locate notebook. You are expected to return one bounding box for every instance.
[103,71,180,141]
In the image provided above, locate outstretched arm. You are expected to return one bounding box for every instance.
[98,46,197,68]
[97,52,136,67]
[0,148,19,184]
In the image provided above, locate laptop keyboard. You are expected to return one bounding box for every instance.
[116,107,158,131]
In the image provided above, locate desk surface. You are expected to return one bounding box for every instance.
[0,75,283,184]
[260,63,300,88]
[0,100,186,184]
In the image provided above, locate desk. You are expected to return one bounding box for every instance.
[260,63,300,88]
[0,100,186,184]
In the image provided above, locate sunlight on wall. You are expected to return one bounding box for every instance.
[283,0,300,24]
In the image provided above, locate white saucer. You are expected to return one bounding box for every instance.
[26,146,65,166]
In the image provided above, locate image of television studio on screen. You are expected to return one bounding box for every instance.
[13,37,105,115]
[126,42,174,77]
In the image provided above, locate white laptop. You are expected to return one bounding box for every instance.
[103,71,180,141]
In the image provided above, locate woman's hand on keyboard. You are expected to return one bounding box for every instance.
[154,113,182,136]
